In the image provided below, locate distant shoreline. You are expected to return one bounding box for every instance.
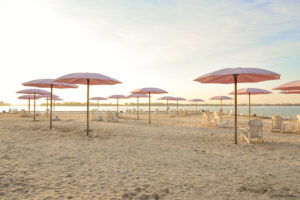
[6,103,300,107]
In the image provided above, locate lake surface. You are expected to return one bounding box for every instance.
[2,105,300,119]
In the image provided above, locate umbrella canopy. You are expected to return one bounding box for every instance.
[194,67,280,144]
[90,97,107,111]
[23,79,78,129]
[107,95,127,113]
[131,87,167,124]
[194,67,280,84]
[23,79,77,88]
[210,96,233,100]
[55,72,121,135]
[127,93,148,120]
[229,88,272,95]
[17,89,49,121]
[55,72,121,85]
[273,80,300,91]
[18,95,42,114]
[229,88,271,120]
[127,94,149,98]
[190,98,204,113]
[18,95,40,100]
[280,90,300,94]
[90,97,107,100]
[190,98,204,102]
[17,89,49,95]
[108,95,127,99]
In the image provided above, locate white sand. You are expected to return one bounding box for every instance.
[0,113,300,199]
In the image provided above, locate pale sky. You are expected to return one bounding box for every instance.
[0,0,300,105]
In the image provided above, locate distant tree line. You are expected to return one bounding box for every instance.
[39,101,300,106]
[0,101,10,106]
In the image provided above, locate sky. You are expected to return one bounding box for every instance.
[0,0,300,105]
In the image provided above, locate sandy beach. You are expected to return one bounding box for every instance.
[1,113,300,199]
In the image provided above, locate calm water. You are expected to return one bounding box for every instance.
[2,105,300,119]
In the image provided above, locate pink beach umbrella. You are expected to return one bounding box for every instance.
[190,99,204,113]
[127,93,148,120]
[18,94,42,114]
[273,80,300,91]
[37,94,59,117]
[17,89,49,121]
[131,87,168,124]
[90,97,107,111]
[55,73,121,135]
[157,96,176,112]
[280,90,300,94]
[229,88,271,120]
[210,96,233,111]
[194,67,280,144]
[107,95,127,113]
[170,97,187,114]
[23,79,77,129]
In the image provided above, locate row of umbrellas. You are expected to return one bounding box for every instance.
[15,68,300,144]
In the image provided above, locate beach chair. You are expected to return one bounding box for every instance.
[202,111,213,126]
[20,109,29,117]
[132,109,136,114]
[240,119,264,144]
[214,112,229,128]
[92,110,103,121]
[296,115,300,132]
[127,109,132,114]
[103,111,112,121]
[169,110,176,118]
[155,109,159,115]
[53,115,61,121]
[112,112,119,122]
[271,115,286,133]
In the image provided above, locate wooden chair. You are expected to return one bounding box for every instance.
[240,119,264,144]
[214,112,229,128]
[297,115,300,132]
[271,115,286,133]
[168,110,176,118]
[202,111,213,126]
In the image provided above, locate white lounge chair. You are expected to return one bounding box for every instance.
[214,112,229,128]
[271,115,286,133]
[240,119,264,144]
[20,109,29,117]
[202,111,214,126]
[112,112,119,122]
[92,110,103,121]
[168,110,176,118]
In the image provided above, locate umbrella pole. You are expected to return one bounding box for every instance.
[97,100,99,111]
[167,99,168,112]
[221,99,223,111]
[34,93,36,121]
[137,97,139,120]
[46,98,48,117]
[87,79,90,136]
[248,93,251,121]
[149,92,151,124]
[50,85,53,129]
[196,101,198,114]
[28,99,30,115]
[117,99,119,113]
[177,100,179,115]
[233,74,238,144]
